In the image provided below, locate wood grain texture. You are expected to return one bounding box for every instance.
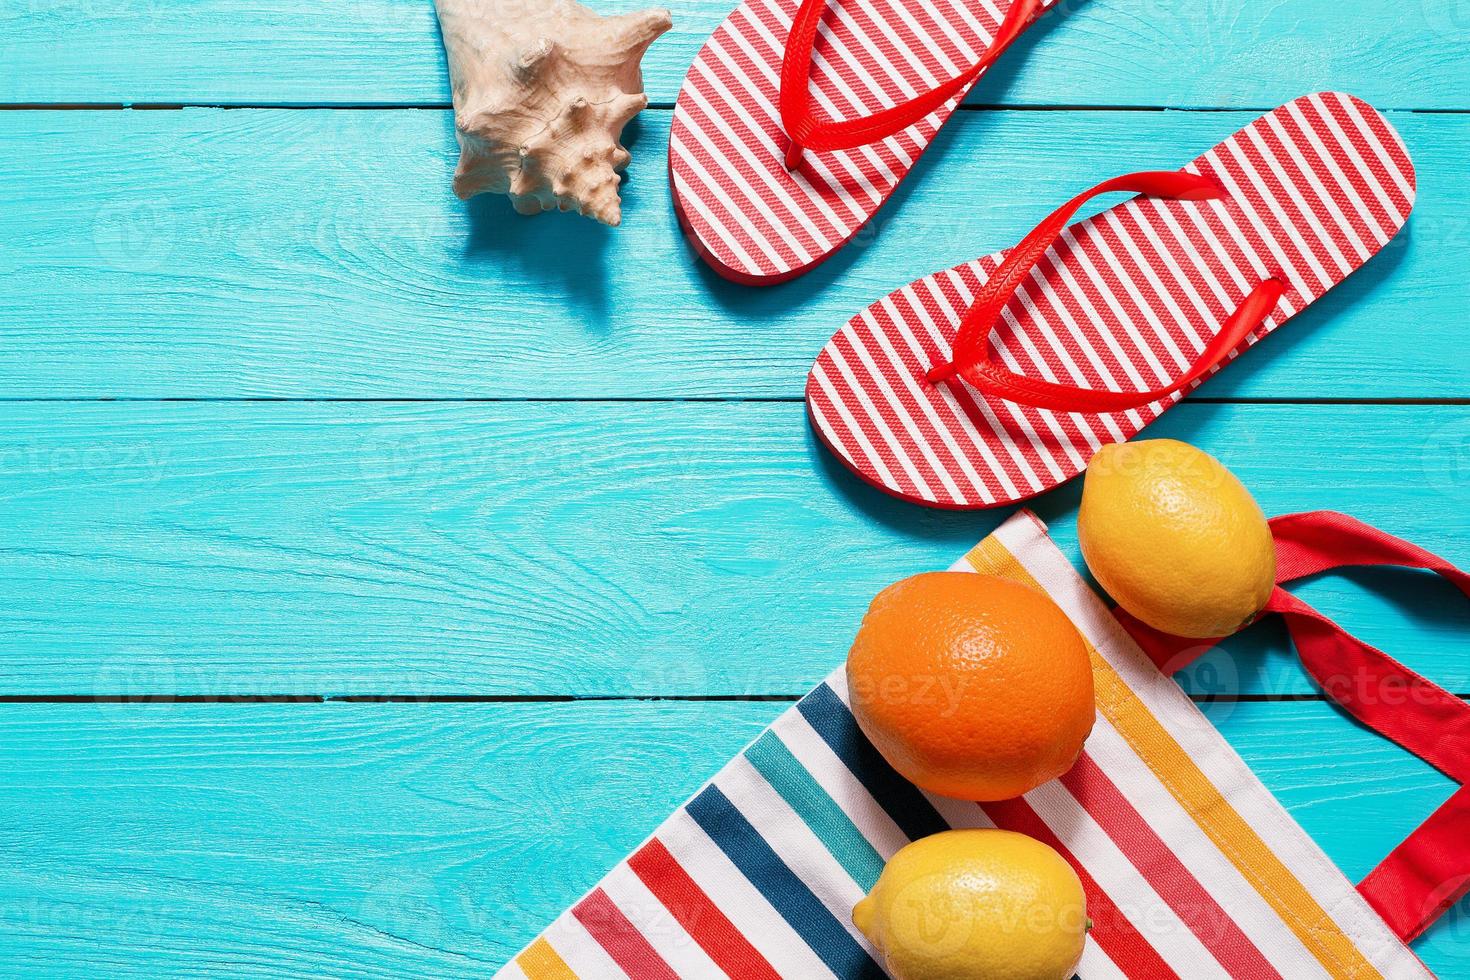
[0,701,778,978]
[5,1,1469,974]
[1,108,1464,400]
[0,700,1464,977]
[0,400,1463,697]
[3,0,1467,109]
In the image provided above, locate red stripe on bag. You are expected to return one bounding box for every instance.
[1060,753,1282,979]
[628,838,782,980]
[982,795,1181,979]
[572,888,679,979]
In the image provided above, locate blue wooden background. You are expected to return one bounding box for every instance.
[2,0,1468,975]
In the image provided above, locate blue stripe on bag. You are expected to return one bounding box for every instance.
[685,784,885,979]
[744,730,885,890]
[796,684,949,842]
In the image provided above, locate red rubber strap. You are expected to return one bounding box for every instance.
[1115,511,1470,942]
[924,169,1286,412]
[779,0,1044,169]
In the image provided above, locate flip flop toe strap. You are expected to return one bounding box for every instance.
[925,170,1287,413]
[779,0,1046,170]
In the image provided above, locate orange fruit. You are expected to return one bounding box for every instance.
[846,572,1094,801]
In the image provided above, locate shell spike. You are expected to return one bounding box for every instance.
[514,37,556,77]
[607,92,648,130]
[561,96,591,125]
[606,7,673,52]
[585,170,624,225]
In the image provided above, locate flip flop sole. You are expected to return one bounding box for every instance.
[670,0,1047,285]
[807,93,1416,508]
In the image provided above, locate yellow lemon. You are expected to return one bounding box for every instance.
[853,829,1087,980]
[1079,439,1275,638]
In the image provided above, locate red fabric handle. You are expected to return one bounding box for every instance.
[779,0,1045,169]
[1360,786,1470,942]
[1115,511,1470,943]
[924,169,1286,412]
[1266,511,1470,786]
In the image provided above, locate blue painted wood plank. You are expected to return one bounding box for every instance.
[2,0,1466,109]
[0,108,1464,399]
[0,401,1463,697]
[0,700,1463,975]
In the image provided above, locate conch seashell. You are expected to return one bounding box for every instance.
[434,0,671,226]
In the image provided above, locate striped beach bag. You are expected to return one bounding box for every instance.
[496,510,1469,978]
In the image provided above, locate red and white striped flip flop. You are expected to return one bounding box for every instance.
[670,0,1055,285]
[807,93,1416,509]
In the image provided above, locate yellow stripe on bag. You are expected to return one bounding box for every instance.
[965,536,1382,980]
[517,938,578,980]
